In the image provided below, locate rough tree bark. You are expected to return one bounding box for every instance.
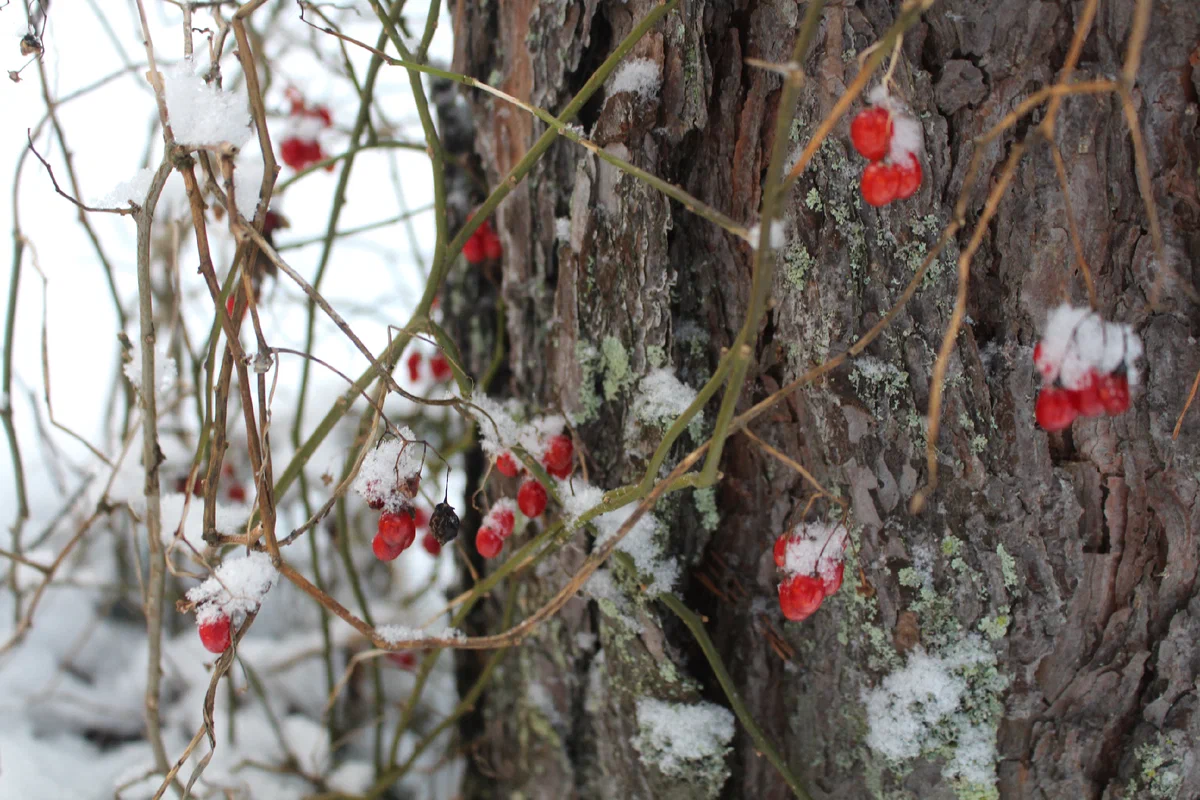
[443,0,1200,797]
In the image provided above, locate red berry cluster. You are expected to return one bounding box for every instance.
[405,351,453,384]
[773,525,847,622]
[476,434,573,559]
[850,91,923,207]
[1031,305,1141,432]
[1033,345,1132,431]
[279,87,334,172]
[493,433,574,482]
[475,499,517,559]
[372,508,419,561]
[462,216,502,264]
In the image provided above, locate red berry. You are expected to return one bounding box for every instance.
[407,351,422,382]
[280,137,307,170]
[227,483,247,503]
[413,506,430,528]
[541,434,574,479]
[496,452,522,478]
[778,574,825,622]
[198,613,232,653]
[462,235,485,264]
[1097,372,1131,415]
[378,510,416,549]
[388,651,417,670]
[773,535,789,568]
[850,107,893,161]
[483,230,503,260]
[491,508,515,538]
[894,153,922,200]
[821,562,845,597]
[421,532,441,556]
[372,532,404,561]
[517,479,548,518]
[1071,371,1106,417]
[429,352,452,382]
[476,525,503,558]
[861,162,900,207]
[1035,386,1078,431]
[314,105,333,127]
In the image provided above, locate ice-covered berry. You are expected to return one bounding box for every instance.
[476,525,503,559]
[1035,386,1078,432]
[850,106,893,161]
[517,479,548,518]
[541,434,574,479]
[198,613,232,654]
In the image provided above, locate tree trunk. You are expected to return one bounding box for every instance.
[445,0,1200,797]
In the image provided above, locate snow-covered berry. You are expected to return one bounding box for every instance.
[517,479,548,518]
[495,452,522,478]
[541,434,574,479]
[197,613,232,653]
[1031,305,1141,430]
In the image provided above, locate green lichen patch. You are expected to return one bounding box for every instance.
[601,336,633,401]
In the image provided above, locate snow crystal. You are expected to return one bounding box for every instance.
[863,636,1003,788]
[97,167,156,207]
[609,58,661,99]
[748,220,787,250]
[162,57,252,148]
[564,478,678,594]
[633,698,735,778]
[554,217,571,242]
[122,339,178,402]
[866,85,924,161]
[464,392,565,461]
[187,551,278,624]
[352,429,423,512]
[377,624,465,645]
[781,521,847,584]
[1037,304,1143,388]
[632,368,699,427]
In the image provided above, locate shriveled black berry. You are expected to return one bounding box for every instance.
[20,34,42,57]
[429,502,460,546]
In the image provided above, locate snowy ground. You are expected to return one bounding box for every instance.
[0,3,466,797]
